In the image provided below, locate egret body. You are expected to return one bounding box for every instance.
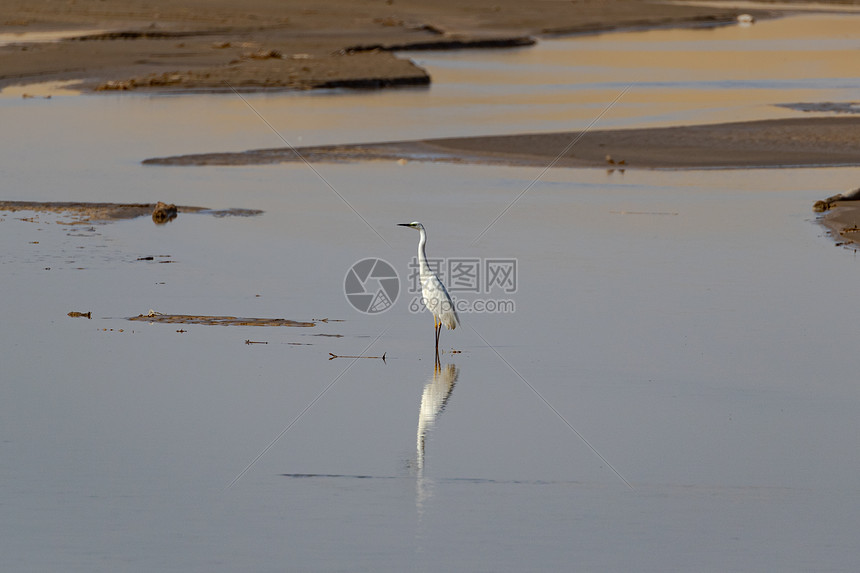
[398,222,459,353]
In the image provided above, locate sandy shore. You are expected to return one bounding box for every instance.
[1,0,761,93]
[820,205,860,246]
[143,117,860,170]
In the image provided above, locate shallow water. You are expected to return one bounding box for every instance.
[3,13,860,572]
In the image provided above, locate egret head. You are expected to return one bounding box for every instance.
[397,222,424,231]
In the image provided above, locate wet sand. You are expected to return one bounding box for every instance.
[143,116,860,170]
[818,203,860,247]
[0,201,263,222]
[1,0,758,93]
[128,313,317,327]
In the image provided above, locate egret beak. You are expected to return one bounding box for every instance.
[397,223,413,228]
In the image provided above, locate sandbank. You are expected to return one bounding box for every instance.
[1,0,764,93]
[143,117,860,170]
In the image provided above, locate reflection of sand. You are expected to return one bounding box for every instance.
[0,0,754,93]
[144,117,860,170]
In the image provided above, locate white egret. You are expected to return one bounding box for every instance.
[398,222,459,353]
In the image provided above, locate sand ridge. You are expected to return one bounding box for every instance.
[142,117,860,170]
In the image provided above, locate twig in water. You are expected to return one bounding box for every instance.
[329,352,386,363]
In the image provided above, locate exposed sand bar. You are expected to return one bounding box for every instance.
[143,117,860,169]
[818,202,860,247]
[127,314,316,327]
[0,0,761,93]
[0,201,262,222]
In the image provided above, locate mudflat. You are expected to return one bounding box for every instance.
[1,0,753,92]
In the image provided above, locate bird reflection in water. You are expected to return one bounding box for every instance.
[415,361,458,512]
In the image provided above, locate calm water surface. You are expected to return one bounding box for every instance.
[2,14,860,572]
